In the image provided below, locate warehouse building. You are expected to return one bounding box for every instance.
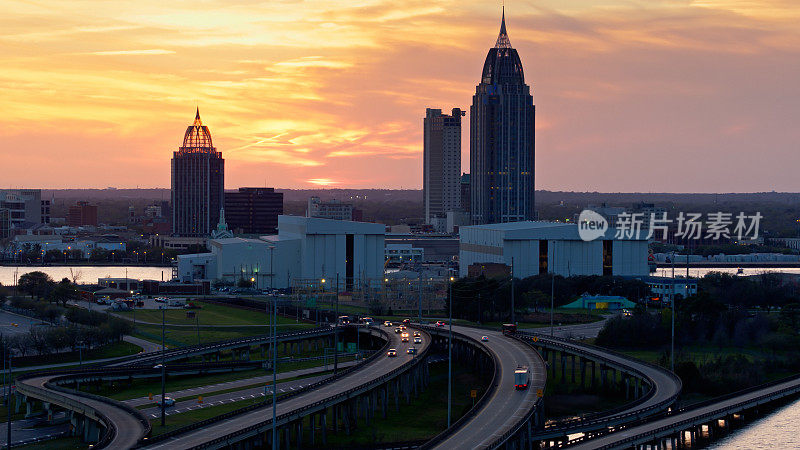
[459,221,649,278]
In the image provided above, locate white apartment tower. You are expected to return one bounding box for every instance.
[424,108,464,224]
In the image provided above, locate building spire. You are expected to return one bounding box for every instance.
[193,106,202,126]
[495,6,512,49]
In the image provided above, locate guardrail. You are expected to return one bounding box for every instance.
[141,327,395,446]
[416,326,500,449]
[180,329,431,449]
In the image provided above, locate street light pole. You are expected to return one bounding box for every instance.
[334,274,339,375]
[7,353,12,448]
[511,257,515,325]
[271,294,277,449]
[671,251,676,373]
[160,306,166,427]
[447,276,454,427]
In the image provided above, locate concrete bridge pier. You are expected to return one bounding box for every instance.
[560,353,566,382]
[591,361,597,389]
[82,418,101,443]
[571,355,576,383]
[579,358,587,388]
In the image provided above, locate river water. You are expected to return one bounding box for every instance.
[706,397,800,449]
[0,266,170,286]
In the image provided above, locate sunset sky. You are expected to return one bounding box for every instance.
[1,0,798,192]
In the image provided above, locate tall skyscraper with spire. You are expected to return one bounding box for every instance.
[171,108,225,237]
[470,9,535,224]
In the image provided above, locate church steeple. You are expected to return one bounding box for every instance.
[495,7,512,49]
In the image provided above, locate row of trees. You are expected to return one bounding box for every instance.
[0,323,128,358]
[447,275,650,323]
[16,271,79,307]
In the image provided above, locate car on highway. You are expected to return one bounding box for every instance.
[401,336,409,343]
[384,321,393,327]
[399,325,406,331]
[394,327,401,334]
[413,337,422,344]
[155,396,175,407]
[154,297,167,303]
[435,321,446,327]
[407,347,417,355]
[401,332,409,337]
[413,331,421,337]
[153,364,164,369]
[481,336,489,342]
[387,349,397,357]
[402,318,411,325]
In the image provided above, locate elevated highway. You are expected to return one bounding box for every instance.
[421,324,546,449]
[571,374,800,449]
[143,326,430,449]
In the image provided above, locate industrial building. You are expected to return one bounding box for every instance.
[459,221,649,278]
[176,215,385,291]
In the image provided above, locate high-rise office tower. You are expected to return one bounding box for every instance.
[470,9,535,224]
[424,108,464,224]
[171,109,224,237]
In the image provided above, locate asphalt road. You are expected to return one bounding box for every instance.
[124,361,358,408]
[139,374,330,418]
[144,328,429,449]
[0,309,36,336]
[0,413,69,447]
[432,326,546,449]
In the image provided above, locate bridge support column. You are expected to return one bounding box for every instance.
[24,397,33,418]
[296,420,303,449]
[625,376,630,400]
[560,353,566,382]
[591,361,596,389]
[284,425,290,450]
[571,355,576,383]
[83,419,100,443]
[321,410,327,445]
[580,358,586,388]
[333,403,339,434]
[382,385,388,418]
[309,413,315,446]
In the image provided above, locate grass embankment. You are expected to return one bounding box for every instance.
[119,300,314,346]
[12,341,142,368]
[150,397,266,437]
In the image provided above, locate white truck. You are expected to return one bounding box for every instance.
[514,365,530,390]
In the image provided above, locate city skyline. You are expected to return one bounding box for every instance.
[1,1,798,192]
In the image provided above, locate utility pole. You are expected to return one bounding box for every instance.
[447,276,454,427]
[671,251,676,373]
[7,353,12,448]
[334,274,339,375]
[160,306,166,427]
[271,295,277,449]
[418,271,422,324]
[511,257,515,324]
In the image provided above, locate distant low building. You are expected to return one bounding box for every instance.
[385,244,424,264]
[307,196,354,221]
